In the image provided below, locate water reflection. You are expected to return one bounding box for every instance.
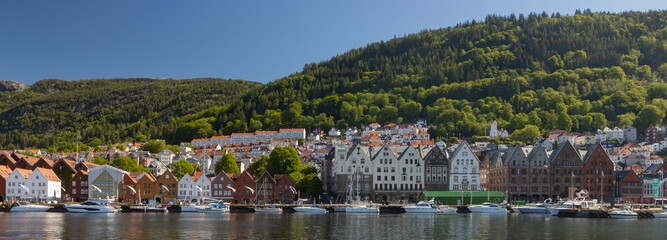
[0,212,665,239]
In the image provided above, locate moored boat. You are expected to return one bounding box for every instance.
[403,199,440,214]
[516,200,554,214]
[468,202,508,213]
[197,203,230,213]
[66,200,116,213]
[10,202,51,212]
[608,210,638,219]
[254,205,283,213]
[293,205,327,214]
[130,203,167,213]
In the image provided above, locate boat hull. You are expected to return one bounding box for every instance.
[468,206,508,213]
[652,212,667,218]
[345,207,379,213]
[293,207,327,214]
[66,206,116,213]
[609,213,638,219]
[403,207,440,214]
[516,207,550,214]
[10,206,51,212]
[254,208,283,213]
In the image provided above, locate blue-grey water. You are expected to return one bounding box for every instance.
[0,212,663,239]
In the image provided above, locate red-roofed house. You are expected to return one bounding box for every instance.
[211,171,235,201]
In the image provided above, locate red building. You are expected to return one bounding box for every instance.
[255,171,276,203]
[0,165,12,202]
[70,171,89,202]
[232,171,256,203]
[616,170,643,203]
[211,171,235,201]
[550,141,585,198]
[53,158,78,201]
[645,125,659,142]
[274,174,296,203]
[582,143,614,202]
[118,173,139,204]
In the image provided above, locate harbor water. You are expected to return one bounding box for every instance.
[0,212,665,239]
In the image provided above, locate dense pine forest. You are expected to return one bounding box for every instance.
[1,10,667,150]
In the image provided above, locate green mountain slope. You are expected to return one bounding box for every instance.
[0,78,263,148]
[209,10,666,141]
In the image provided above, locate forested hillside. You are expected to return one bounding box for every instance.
[207,10,666,141]
[2,10,667,150]
[0,78,262,149]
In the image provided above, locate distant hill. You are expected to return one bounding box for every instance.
[0,78,262,148]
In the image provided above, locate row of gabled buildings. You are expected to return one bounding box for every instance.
[322,139,665,204]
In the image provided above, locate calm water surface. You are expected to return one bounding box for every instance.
[0,212,664,239]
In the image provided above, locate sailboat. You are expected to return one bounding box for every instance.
[345,168,379,213]
[254,178,283,213]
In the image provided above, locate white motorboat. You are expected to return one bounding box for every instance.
[254,205,283,213]
[516,200,554,214]
[652,211,667,218]
[179,204,205,212]
[197,203,230,213]
[468,202,508,213]
[10,202,51,212]
[608,210,638,219]
[130,203,167,213]
[345,204,379,213]
[403,199,440,214]
[547,191,600,216]
[66,200,116,213]
[293,205,327,214]
[345,196,379,213]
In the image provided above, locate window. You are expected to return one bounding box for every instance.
[72,181,76,187]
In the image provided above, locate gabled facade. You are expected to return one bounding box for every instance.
[153,170,178,204]
[178,173,200,202]
[582,143,614,202]
[371,145,399,202]
[274,174,296,203]
[549,141,584,198]
[5,168,32,201]
[423,146,449,191]
[0,154,18,168]
[88,165,128,199]
[53,158,77,201]
[232,171,256,203]
[526,146,551,200]
[26,168,61,201]
[255,171,276,203]
[118,173,139,204]
[394,145,424,200]
[70,171,89,202]
[136,173,157,203]
[211,171,235,200]
[449,141,480,191]
[334,145,374,202]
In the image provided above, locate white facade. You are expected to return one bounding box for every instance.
[395,146,424,192]
[27,168,61,200]
[157,149,176,165]
[448,141,480,191]
[255,131,280,142]
[5,169,31,200]
[328,128,341,136]
[622,125,637,142]
[279,129,306,140]
[230,133,257,144]
[178,173,210,202]
[372,146,399,192]
[210,136,232,146]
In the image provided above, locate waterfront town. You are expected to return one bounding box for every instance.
[0,121,665,206]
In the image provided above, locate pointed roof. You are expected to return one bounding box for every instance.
[35,167,60,182]
[549,140,581,162]
[13,168,33,178]
[0,165,12,179]
[54,158,77,172]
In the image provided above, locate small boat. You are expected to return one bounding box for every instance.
[516,199,554,214]
[197,203,230,213]
[547,191,600,216]
[293,205,327,214]
[608,210,638,219]
[66,200,116,213]
[345,204,379,213]
[179,204,204,212]
[652,211,667,218]
[403,199,440,214]
[10,202,51,212]
[468,202,508,213]
[130,203,167,213]
[254,205,283,213]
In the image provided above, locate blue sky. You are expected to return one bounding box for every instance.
[1,1,665,85]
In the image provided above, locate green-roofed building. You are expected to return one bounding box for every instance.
[418,191,506,205]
